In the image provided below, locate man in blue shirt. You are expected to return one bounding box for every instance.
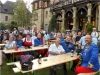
[34,33,47,57]
[34,33,43,46]
[61,36,76,53]
[15,34,24,56]
[75,35,99,74]
[56,33,65,42]
[15,34,23,48]
[61,36,76,74]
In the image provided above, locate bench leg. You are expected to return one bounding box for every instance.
[33,71,36,75]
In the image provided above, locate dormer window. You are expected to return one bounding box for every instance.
[4,9,7,12]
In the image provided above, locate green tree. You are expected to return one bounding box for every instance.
[0,23,6,30]
[32,5,37,26]
[49,15,57,32]
[86,23,94,34]
[8,21,18,31]
[13,0,32,27]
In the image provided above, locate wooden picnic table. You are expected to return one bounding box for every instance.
[13,53,78,73]
[3,45,48,54]
[0,44,5,46]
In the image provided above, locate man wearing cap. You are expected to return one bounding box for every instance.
[91,28,98,45]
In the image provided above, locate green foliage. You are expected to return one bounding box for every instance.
[0,23,6,30]
[61,28,66,33]
[13,0,32,27]
[86,23,94,34]
[49,15,57,32]
[8,21,18,31]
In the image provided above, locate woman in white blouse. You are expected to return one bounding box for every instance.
[2,35,17,59]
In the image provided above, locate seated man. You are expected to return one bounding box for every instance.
[34,33,42,46]
[61,36,76,71]
[56,33,65,42]
[34,33,46,57]
[48,38,67,75]
[15,34,24,56]
[15,34,23,48]
[61,36,76,53]
[75,35,99,74]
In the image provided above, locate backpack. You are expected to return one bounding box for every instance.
[20,55,33,71]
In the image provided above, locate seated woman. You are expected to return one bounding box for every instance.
[34,33,47,57]
[22,34,34,55]
[75,35,99,74]
[2,35,17,59]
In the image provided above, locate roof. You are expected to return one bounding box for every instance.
[31,0,50,4]
[31,0,38,4]
[0,1,2,6]
[0,0,31,15]
[0,1,16,14]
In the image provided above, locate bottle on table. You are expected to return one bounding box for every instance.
[38,54,42,64]
[77,44,82,55]
[71,50,74,57]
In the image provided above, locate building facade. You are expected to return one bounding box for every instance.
[31,0,51,32]
[0,1,16,25]
[50,0,100,31]
[32,0,100,32]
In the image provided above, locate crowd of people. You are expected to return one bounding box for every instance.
[0,27,100,75]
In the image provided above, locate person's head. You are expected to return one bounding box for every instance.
[55,38,61,46]
[40,28,43,31]
[22,28,25,31]
[85,35,92,44]
[78,32,81,36]
[93,28,96,32]
[37,33,41,38]
[16,34,22,40]
[26,34,31,40]
[57,33,62,38]
[14,28,16,30]
[65,36,71,42]
[28,27,30,30]
[9,35,14,41]
[82,32,86,36]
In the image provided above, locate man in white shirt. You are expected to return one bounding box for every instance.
[48,38,65,56]
[91,28,98,45]
[13,28,18,36]
[48,38,67,75]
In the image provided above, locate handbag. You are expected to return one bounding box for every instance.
[20,55,33,71]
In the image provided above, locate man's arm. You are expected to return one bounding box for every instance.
[88,45,99,67]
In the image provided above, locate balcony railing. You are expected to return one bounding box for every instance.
[50,0,92,10]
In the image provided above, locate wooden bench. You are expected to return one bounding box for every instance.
[13,67,34,74]
[77,72,97,75]
[6,61,19,66]
[13,67,20,73]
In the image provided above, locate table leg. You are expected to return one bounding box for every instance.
[12,53,14,62]
[33,71,36,75]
